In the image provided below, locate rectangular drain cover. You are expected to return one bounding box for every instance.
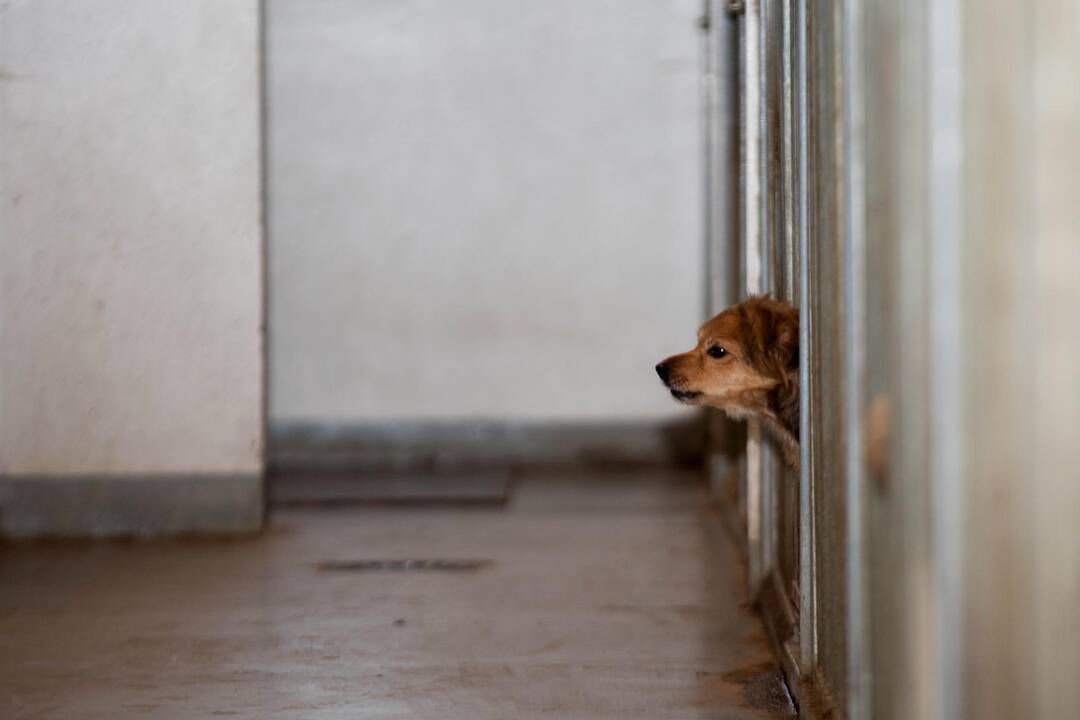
[316,559,493,572]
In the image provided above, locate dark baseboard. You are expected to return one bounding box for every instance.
[270,469,512,506]
[268,418,706,475]
[754,568,803,711]
[0,474,263,540]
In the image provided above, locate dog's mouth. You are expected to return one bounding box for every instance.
[669,388,703,403]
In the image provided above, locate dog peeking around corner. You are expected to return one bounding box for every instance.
[656,296,800,470]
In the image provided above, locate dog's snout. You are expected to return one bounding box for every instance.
[655,362,672,384]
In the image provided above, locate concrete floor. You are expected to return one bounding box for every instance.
[0,469,793,719]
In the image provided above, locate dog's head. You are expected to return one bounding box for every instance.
[655,297,798,414]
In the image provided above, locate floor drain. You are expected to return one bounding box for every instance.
[315,559,493,572]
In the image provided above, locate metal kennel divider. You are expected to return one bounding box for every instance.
[705,0,1080,718]
[704,0,867,715]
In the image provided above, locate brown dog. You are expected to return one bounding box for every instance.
[656,297,800,469]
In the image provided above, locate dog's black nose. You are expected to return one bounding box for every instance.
[655,362,671,383]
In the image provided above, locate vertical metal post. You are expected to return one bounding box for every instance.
[927,0,965,717]
[702,0,739,319]
[702,1,742,498]
[795,0,817,668]
[841,0,869,716]
[741,0,767,589]
[702,0,718,320]
[780,0,796,302]
[757,0,777,588]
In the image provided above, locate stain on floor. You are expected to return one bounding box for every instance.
[0,469,791,719]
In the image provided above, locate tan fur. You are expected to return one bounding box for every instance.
[656,296,800,469]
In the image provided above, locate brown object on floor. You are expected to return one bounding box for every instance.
[0,469,792,719]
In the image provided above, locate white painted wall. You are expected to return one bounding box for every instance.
[0,0,263,475]
[268,0,703,423]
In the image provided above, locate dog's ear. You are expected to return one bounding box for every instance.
[746,299,799,386]
[766,308,799,384]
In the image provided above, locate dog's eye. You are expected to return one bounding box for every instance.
[707,346,727,359]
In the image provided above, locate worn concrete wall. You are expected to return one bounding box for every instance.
[267,0,703,423]
[0,0,263,476]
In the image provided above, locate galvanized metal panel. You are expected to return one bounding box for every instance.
[861,2,937,718]
[1027,4,1080,715]
[716,0,1080,717]
[862,1,968,719]
[962,1,1080,717]
[962,1,1037,716]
